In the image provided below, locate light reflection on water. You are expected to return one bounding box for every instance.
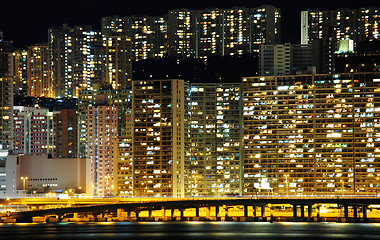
[0,222,380,239]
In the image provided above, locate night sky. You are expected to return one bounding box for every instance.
[1,0,379,48]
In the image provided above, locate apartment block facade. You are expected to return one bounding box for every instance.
[49,25,103,98]
[86,103,118,196]
[27,44,52,98]
[0,38,14,151]
[132,79,186,197]
[242,72,380,196]
[102,36,133,90]
[53,109,78,158]
[13,107,54,155]
[301,7,379,47]
[185,83,243,196]
[102,5,281,60]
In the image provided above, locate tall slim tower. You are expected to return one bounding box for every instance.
[27,44,53,98]
[196,8,224,58]
[49,25,103,98]
[13,49,28,98]
[132,79,186,197]
[250,6,281,52]
[103,36,132,90]
[167,9,197,58]
[87,96,118,196]
[0,36,14,151]
[53,109,78,158]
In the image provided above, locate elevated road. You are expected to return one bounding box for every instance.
[7,196,380,222]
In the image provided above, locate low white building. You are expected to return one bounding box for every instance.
[2,155,90,198]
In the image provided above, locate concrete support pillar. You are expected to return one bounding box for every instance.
[261,205,265,217]
[216,206,219,217]
[244,205,248,217]
[300,205,305,218]
[353,206,358,219]
[135,210,140,219]
[308,205,313,218]
[363,206,367,219]
[117,209,124,219]
[161,208,166,218]
[344,205,349,219]
[293,205,298,218]
[180,209,185,220]
[206,207,211,218]
[253,205,256,217]
[195,207,199,218]
[171,208,175,218]
[148,209,152,218]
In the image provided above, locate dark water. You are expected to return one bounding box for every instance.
[1,222,380,240]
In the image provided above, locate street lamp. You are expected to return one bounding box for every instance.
[20,177,28,191]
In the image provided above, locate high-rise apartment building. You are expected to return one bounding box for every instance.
[53,109,78,158]
[126,16,156,61]
[86,97,118,196]
[132,79,186,197]
[358,8,380,42]
[49,25,103,98]
[0,36,14,151]
[167,9,198,58]
[101,16,128,36]
[27,44,53,98]
[102,15,168,60]
[115,136,133,196]
[185,83,243,196]
[78,89,132,161]
[242,72,380,196]
[250,5,281,49]
[13,106,54,155]
[301,7,379,48]
[196,9,224,58]
[335,39,380,73]
[222,7,251,56]
[102,6,281,60]
[102,36,132,90]
[152,17,168,59]
[259,43,313,76]
[13,49,28,98]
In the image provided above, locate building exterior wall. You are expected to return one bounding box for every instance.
[132,79,186,197]
[13,107,54,155]
[301,8,379,48]
[49,25,103,98]
[0,39,14,151]
[53,109,78,158]
[86,105,118,196]
[102,36,132,90]
[13,49,28,98]
[185,83,243,196]
[102,6,281,59]
[27,44,52,98]
[5,155,89,196]
[259,43,313,76]
[242,72,380,196]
